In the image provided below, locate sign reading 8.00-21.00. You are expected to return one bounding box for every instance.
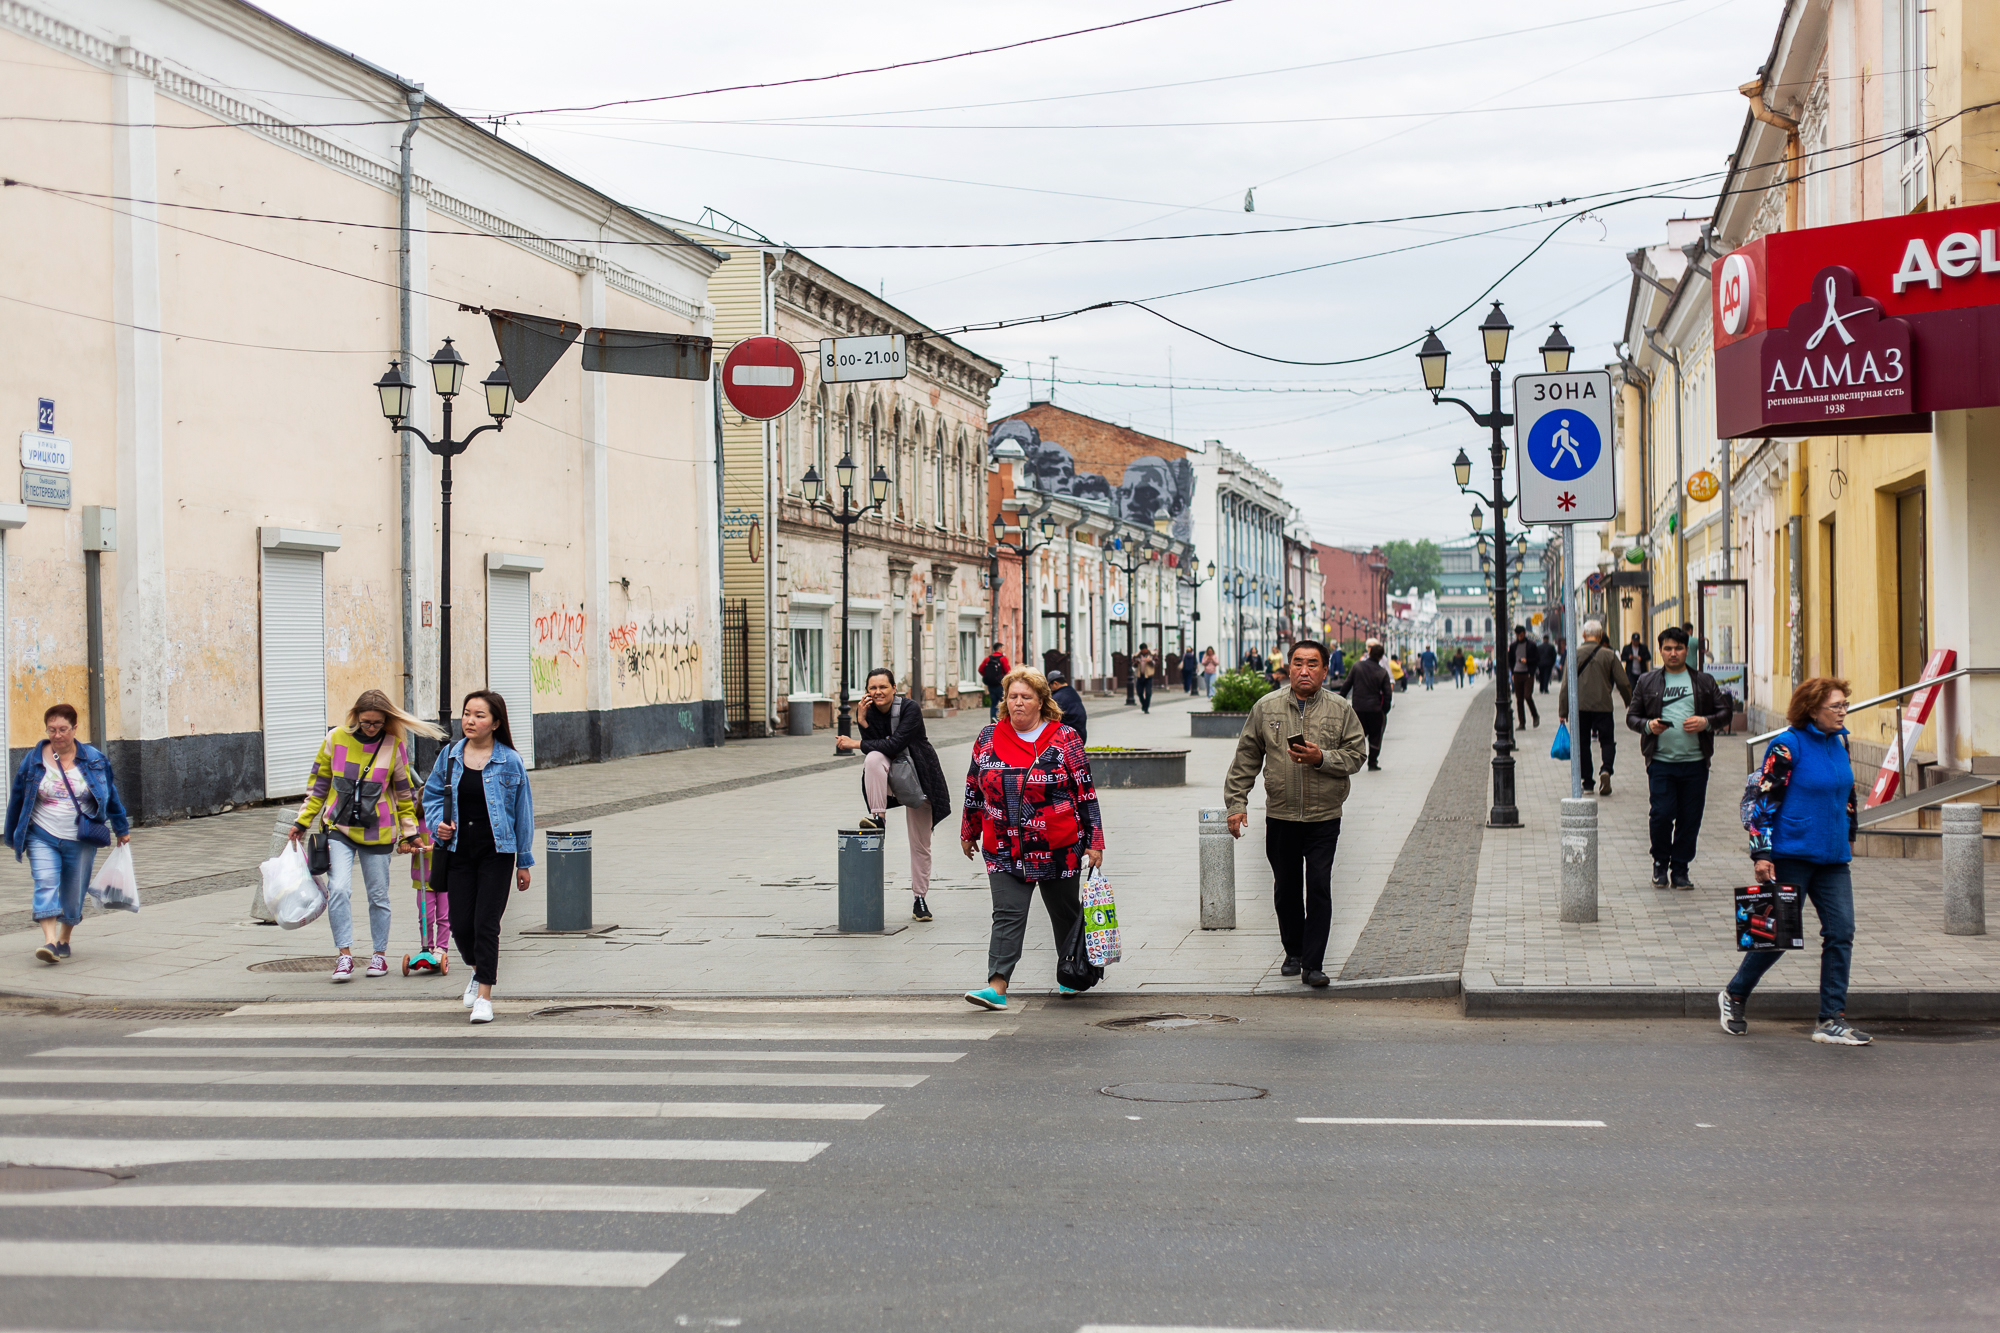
[819,334,908,383]
[1512,371,1614,525]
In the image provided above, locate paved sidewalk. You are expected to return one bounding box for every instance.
[0,683,1478,1003]
[1464,717,2000,1018]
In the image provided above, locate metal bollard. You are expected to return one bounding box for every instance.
[1560,797,1598,924]
[544,830,593,932]
[837,826,885,933]
[248,807,299,923]
[1198,808,1236,929]
[1941,802,1986,936]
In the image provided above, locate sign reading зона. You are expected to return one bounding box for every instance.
[1712,199,2000,438]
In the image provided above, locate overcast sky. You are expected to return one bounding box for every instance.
[263,0,1784,547]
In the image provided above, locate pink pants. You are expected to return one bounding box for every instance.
[862,750,933,897]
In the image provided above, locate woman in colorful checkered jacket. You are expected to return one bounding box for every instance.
[958,668,1105,1012]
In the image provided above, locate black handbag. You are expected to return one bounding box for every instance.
[1056,900,1104,993]
[54,761,111,847]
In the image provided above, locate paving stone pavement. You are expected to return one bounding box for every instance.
[1465,719,2000,996]
[0,683,1477,1003]
[1337,682,1494,982]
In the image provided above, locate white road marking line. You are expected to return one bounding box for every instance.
[37,1045,965,1064]
[0,1183,764,1214]
[1077,1326,1449,1333]
[129,1024,1008,1041]
[228,999,979,1016]
[0,1098,880,1121]
[0,1137,828,1168]
[0,1068,925,1089]
[0,1241,680,1287]
[1296,1117,1607,1128]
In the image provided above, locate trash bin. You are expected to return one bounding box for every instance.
[788,695,816,737]
[544,829,592,932]
[837,826,885,932]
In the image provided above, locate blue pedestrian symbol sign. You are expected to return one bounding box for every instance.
[1513,371,1614,524]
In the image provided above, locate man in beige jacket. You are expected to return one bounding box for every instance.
[1223,640,1369,987]
[1557,618,1633,796]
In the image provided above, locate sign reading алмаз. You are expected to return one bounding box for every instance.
[1713,199,2000,438]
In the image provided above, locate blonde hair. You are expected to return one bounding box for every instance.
[999,667,1063,724]
[346,689,446,743]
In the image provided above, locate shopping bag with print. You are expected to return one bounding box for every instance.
[85,844,141,913]
[1082,868,1121,967]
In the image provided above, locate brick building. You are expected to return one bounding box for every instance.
[1314,543,1390,650]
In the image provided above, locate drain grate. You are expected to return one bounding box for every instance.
[0,1166,120,1193]
[1100,1081,1267,1102]
[530,1003,664,1018]
[66,1007,231,1021]
[1097,1013,1240,1032]
[246,957,340,973]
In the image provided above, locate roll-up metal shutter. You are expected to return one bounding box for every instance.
[260,547,327,799]
[486,568,534,768]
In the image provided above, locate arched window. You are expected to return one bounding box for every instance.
[1485,616,1494,633]
[933,424,947,529]
[1443,618,1453,635]
[868,404,880,477]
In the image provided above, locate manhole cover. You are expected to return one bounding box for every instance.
[66,1007,230,1021]
[246,957,340,973]
[530,1004,664,1018]
[0,1166,120,1194]
[1097,1013,1241,1031]
[1799,1022,2000,1043]
[1100,1082,1267,1102]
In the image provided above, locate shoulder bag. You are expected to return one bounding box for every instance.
[885,699,928,808]
[54,760,111,847]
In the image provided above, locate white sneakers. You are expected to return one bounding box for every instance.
[462,976,480,1008]
[469,997,494,1024]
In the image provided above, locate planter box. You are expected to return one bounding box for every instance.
[1087,749,1188,788]
[1190,712,1250,739]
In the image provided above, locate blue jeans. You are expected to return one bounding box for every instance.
[325,837,392,953]
[1728,859,1854,1019]
[1646,759,1708,873]
[27,826,97,926]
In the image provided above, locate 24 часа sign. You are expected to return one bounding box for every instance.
[1712,200,2000,439]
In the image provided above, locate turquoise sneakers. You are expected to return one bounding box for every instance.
[963,986,1008,1011]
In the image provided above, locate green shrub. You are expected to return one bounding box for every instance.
[1210,668,1278,713]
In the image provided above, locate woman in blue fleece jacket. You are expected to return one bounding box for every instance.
[1719,676,1869,1046]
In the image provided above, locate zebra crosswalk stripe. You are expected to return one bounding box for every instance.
[0,1068,927,1089]
[0,1241,681,1288]
[0,1183,764,1214]
[0,1097,881,1120]
[0,1137,830,1168]
[36,1045,967,1064]
[127,1023,1010,1041]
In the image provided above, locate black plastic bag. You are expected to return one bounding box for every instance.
[1056,907,1104,993]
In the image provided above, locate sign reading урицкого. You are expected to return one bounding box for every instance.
[1712,199,2000,438]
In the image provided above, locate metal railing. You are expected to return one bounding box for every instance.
[1744,667,1999,783]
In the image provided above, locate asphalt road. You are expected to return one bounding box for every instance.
[0,996,1993,1333]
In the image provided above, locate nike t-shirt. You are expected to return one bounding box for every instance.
[1655,669,1702,763]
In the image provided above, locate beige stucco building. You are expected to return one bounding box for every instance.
[2,0,725,821]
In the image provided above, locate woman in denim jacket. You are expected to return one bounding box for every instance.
[421,690,535,1024]
[5,703,131,963]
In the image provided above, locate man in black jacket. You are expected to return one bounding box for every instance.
[1337,640,1394,771]
[1048,669,1088,746]
[1507,625,1541,728]
[1536,635,1558,693]
[1626,625,1735,889]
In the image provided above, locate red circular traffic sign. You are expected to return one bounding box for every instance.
[721,336,806,420]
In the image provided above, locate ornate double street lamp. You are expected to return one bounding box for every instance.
[375,338,514,739]
[801,454,892,744]
[1105,532,1154,707]
[1179,558,1215,656]
[1418,302,1570,828]
[993,508,1058,671]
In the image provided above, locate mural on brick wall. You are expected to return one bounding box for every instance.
[988,419,1196,542]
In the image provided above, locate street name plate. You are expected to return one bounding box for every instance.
[819,334,907,383]
[1512,371,1614,525]
[22,469,70,508]
[20,431,70,472]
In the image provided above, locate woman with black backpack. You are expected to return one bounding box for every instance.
[837,668,951,922]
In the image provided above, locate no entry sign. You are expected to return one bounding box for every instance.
[722,336,805,420]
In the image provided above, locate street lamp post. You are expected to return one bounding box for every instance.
[992,509,1058,670]
[1179,558,1214,659]
[374,339,515,740]
[1106,532,1149,706]
[1420,305,1570,829]
[801,455,892,747]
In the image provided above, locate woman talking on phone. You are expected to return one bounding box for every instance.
[421,691,535,1024]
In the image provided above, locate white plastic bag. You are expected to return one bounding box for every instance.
[86,844,141,913]
[261,843,327,930]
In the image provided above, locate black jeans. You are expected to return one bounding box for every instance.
[1576,710,1617,782]
[1646,759,1708,873]
[1512,673,1540,727]
[1354,709,1387,767]
[1728,859,1855,1020]
[1136,675,1154,712]
[448,847,516,986]
[1265,817,1341,972]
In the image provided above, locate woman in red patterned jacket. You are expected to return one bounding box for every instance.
[959,668,1105,1011]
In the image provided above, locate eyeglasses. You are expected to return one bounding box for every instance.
[1823,701,1849,713]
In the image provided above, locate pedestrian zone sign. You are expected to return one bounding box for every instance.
[1513,371,1614,525]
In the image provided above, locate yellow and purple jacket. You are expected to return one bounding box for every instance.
[294,725,420,849]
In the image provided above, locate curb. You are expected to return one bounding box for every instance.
[1319,973,1460,1000]
[1459,971,2000,1021]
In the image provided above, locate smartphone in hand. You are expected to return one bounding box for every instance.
[1287,733,1307,752]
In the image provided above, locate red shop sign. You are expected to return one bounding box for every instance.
[1712,199,2000,438]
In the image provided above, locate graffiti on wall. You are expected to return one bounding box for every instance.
[609,611,703,704]
[532,606,588,697]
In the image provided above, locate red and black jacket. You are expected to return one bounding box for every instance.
[960,722,1104,881]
